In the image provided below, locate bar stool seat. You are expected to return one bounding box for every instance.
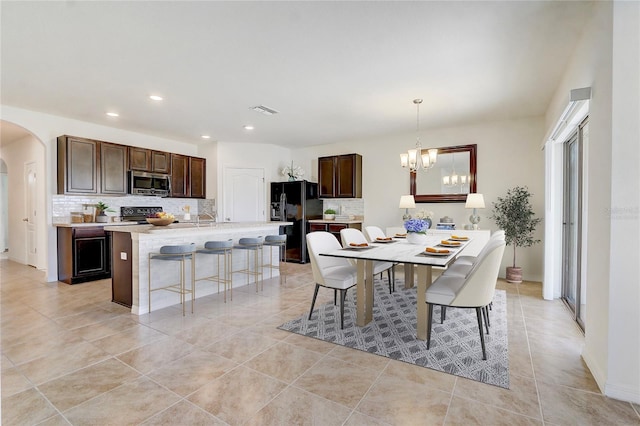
[233,237,264,292]
[263,234,287,283]
[149,243,196,315]
[196,240,233,302]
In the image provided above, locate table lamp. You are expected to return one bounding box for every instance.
[399,195,416,221]
[465,193,485,229]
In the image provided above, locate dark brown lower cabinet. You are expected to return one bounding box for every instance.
[309,222,362,242]
[111,231,132,307]
[57,227,111,284]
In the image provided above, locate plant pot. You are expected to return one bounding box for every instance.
[323,214,335,220]
[506,266,522,283]
[406,232,428,245]
[95,214,108,223]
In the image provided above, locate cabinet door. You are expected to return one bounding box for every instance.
[101,142,128,195]
[336,154,362,198]
[74,236,108,277]
[189,157,206,198]
[318,157,336,198]
[58,136,99,194]
[151,151,171,173]
[309,223,328,232]
[170,154,189,197]
[129,147,151,171]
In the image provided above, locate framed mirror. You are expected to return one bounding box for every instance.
[410,144,477,203]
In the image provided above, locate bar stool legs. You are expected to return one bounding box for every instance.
[263,234,287,284]
[148,244,196,316]
[233,237,264,292]
[195,240,233,302]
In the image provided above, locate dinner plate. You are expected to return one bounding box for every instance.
[439,241,462,247]
[449,236,469,241]
[421,248,452,256]
[344,245,372,250]
[394,234,407,239]
[374,238,396,244]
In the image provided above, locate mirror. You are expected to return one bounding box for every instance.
[410,144,477,203]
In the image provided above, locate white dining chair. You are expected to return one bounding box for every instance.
[340,228,395,294]
[426,240,505,360]
[364,225,386,241]
[306,231,357,329]
[447,230,505,272]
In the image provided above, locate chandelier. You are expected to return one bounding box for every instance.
[400,99,437,172]
[442,152,469,188]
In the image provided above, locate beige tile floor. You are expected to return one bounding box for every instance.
[2,259,639,425]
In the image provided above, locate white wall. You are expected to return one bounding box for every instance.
[0,133,47,269]
[545,1,640,404]
[0,160,7,252]
[293,116,545,281]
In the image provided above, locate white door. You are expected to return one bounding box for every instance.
[25,162,37,266]
[223,168,265,222]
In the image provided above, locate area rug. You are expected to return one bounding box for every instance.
[278,281,509,388]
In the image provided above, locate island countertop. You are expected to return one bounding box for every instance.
[108,221,292,315]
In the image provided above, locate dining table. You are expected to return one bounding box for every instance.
[321,235,470,340]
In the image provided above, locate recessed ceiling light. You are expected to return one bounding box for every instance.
[244,125,254,131]
[149,95,163,101]
[106,112,119,117]
[201,135,211,139]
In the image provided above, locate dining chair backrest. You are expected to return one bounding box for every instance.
[339,228,368,247]
[306,231,353,285]
[451,240,505,307]
[364,226,386,242]
[491,230,505,241]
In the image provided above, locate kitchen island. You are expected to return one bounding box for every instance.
[105,221,290,315]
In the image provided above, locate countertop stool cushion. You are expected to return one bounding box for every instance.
[196,240,233,302]
[263,234,287,283]
[149,243,196,315]
[233,237,264,292]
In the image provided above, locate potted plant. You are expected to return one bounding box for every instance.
[490,186,541,283]
[323,209,336,220]
[94,201,114,223]
[404,218,430,245]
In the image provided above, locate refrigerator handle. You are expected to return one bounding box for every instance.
[280,193,286,221]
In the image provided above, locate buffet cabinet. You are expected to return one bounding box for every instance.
[57,227,111,284]
[308,221,362,242]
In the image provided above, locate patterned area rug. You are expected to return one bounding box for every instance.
[279,281,509,388]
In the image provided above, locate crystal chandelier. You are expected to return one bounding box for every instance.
[400,99,437,172]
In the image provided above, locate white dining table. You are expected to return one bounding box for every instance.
[322,236,470,340]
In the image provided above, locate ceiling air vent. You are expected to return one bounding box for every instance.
[250,105,279,115]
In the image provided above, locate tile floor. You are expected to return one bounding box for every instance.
[1,259,639,425]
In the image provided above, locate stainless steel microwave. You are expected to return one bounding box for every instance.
[129,171,170,196]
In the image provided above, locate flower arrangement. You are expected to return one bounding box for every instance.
[281,161,304,181]
[404,218,430,234]
[415,210,434,220]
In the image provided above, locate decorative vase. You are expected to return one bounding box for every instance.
[406,232,428,245]
[288,176,295,181]
[424,218,432,229]
[506,266,523,283]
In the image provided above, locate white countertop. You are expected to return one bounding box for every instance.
[308,219,363,224]
[54,221,138,228]
[104,221,291,235]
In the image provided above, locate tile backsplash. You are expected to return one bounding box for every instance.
[321,198,364,217]
[52,195,216,223]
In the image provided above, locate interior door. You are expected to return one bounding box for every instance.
[25,162,37,267]
[223,168,265,222]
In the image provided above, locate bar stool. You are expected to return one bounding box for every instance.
[233,237,264,292]
[149,243,196,315]
[196,240,233,302]
[263,234,287,283]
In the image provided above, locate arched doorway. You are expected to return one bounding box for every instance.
[0,120,46,269]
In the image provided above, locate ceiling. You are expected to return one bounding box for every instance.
[1,1,594,148]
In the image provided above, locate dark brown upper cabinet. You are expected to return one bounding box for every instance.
[170,154,189,198]
[129,147,171,174]
[100,142,128,195]
[189,157,206,199]
[318,154,362,198]
[57,136,99,195]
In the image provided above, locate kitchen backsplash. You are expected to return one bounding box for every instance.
[52,195,216,223]
[321,198,364,217]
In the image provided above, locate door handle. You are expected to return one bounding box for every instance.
[22,218,29,222]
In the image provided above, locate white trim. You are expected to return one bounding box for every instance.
[581,347,606,394]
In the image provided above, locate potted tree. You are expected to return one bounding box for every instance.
[490,186,541,283]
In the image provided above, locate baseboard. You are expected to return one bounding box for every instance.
[583,346,640,403]
[581,348,606,393]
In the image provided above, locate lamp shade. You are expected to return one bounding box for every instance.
[399,195,416,209]
[465,193,485,209]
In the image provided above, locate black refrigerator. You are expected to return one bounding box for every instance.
[270,180,323,263]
